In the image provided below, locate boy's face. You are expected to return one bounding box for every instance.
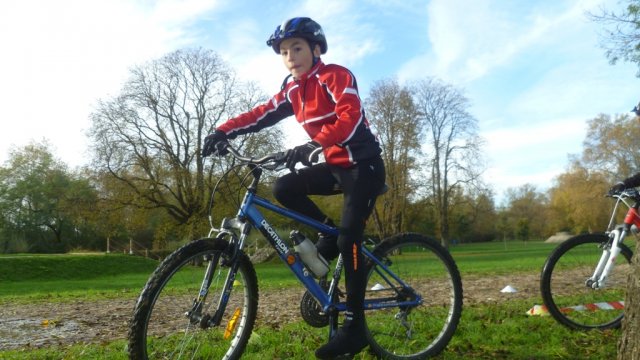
[279,38,321,79]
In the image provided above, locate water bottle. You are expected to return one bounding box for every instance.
[290,230,329,278]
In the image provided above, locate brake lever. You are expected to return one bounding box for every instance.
[260,151,288,171]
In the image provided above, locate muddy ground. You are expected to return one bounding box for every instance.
[0,273,541,351]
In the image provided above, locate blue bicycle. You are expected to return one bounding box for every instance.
[128,145,463,359]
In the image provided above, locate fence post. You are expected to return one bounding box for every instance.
[129,238,133,255]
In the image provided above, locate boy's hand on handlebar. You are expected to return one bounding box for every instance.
[285,141,321,171]
[202,130,229,157]
[609,181,626,195]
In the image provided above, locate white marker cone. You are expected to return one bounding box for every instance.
[370,283,385,291]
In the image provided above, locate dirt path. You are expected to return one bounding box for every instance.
[0,273,542,350]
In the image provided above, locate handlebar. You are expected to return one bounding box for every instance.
[224,144,287,169]
[608,188,640,202]
[220,143,322,172]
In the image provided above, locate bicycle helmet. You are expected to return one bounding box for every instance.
[266,17,327,55]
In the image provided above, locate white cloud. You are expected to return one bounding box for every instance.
[400,0,609,84]
[0,0,222,166]
[507,58,638,120]
[297,0,381,67]
[480,115,587,201]
[482,116,586,154]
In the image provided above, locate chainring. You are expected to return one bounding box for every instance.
[300,289,329,328]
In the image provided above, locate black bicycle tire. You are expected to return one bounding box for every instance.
[128,238,258,359]
[366,233,463,359]
[540,233,632,330]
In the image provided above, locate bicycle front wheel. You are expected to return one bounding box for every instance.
[128,238,258,360]
[365,233,463,359]
[540,233,632,330]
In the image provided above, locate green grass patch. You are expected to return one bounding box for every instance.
[0,299,618,359]
[0,239,627,359]
[0,253,159,303]
[449,240,558,275]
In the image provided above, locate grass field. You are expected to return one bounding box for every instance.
[0,239,628,359]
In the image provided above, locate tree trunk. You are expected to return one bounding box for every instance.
[618,239,640,359]
[440,217,449,249]
[371,208,386,241]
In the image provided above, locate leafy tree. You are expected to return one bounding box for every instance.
[547,163,610,235]
[450,188,497,243]
[579,113,640,178]
[501,184,548,240]
[0,142,96,252]
[403,197,437,238]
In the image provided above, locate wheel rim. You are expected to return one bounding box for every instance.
[546,239,629,329]
[365,240,461,358]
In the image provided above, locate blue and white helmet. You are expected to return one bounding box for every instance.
[266,17,327,54]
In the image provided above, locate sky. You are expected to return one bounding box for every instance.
[1,0,638,204]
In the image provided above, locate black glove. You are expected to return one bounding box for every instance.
[285,141,321,171]
[202,130,229,157]
[609,181,626,195]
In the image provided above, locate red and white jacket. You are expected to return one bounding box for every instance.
[216,61,381,168]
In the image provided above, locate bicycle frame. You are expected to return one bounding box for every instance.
[207,162,421,320]
[589,191,640,289]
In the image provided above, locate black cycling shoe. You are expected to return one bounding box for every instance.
[315,325,368,359]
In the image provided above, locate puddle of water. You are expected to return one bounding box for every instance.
[0,317,81,349]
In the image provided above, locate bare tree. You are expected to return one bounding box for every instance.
[413,78,485,248]
[89,48,282,238]
[589,0,640,76]
[365,78,421,239]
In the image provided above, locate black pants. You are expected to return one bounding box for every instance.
[273,156,386,320]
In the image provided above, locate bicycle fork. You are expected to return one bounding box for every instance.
[588,230,625,289]
[184,251,223,328]
[185,246,240,330]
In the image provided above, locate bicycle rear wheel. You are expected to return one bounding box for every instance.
[128,238,258,360]
[365,233,463,359]
[540,233,632,330]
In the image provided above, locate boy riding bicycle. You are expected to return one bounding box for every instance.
[202,17,385,359]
